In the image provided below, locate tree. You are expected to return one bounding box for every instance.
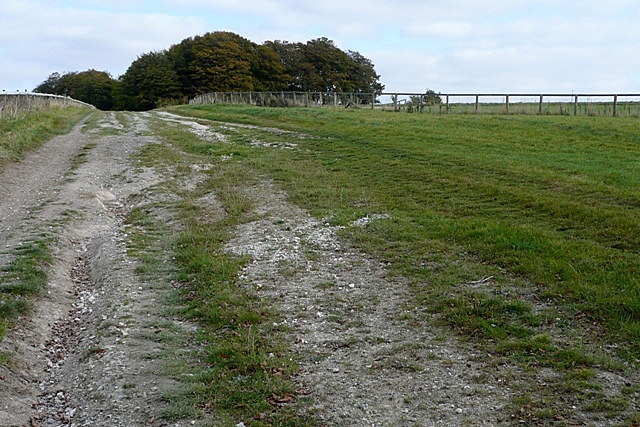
[33,72,62,94]
[33,31,385,111]
[264,40,305,90]
[347,51,385,95]
[189,32,255,93]
[166,36,198,98]
[265,38,384,94]
[118,51,182,110]
[34,70,116,110]
[424,89,442,106]
[250,44,288,92]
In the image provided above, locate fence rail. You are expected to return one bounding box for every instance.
[190,91,640,117]
[0,92,95,119]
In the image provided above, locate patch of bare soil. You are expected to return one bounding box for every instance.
[223,181,511,426]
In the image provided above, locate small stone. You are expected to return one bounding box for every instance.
[456,408,463,414]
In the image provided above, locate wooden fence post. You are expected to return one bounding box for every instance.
[372,93,375,110]
[334,93,338,108]
[446,95,450,114]
[505,95,509,114]
[539,95,543,114]
[574,95,578,116]
[475,95,479,114]
[613,95,618,117]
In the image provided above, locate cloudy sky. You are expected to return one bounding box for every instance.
[1,0,639,94]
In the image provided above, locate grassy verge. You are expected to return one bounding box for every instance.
[0,107,89,347]
[0,237,53,345]
[126,122,316,426]
[0,107,91,172]
[162,104,640,423]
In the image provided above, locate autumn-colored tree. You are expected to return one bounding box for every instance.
[190,32,255,93]
[118,51,182,110]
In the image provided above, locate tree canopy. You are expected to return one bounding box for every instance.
[34,69,115,110]
[117,51,182,111]
[34,31,385,111]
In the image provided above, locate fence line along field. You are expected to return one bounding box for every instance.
[190,91,640,117]
[0,92,94,119]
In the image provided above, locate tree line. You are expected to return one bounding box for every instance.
[34,32,385,111]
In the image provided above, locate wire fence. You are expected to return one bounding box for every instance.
[190,91,640,117]
[0,92,95,119]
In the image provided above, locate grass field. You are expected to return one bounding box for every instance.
[159,104,640,423]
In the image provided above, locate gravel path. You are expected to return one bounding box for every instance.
[1,111,512,427]
[0,112,191,426]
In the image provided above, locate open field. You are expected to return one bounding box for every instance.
[163,104,640,424]
[190,92,640,117]
[166,105,640,361]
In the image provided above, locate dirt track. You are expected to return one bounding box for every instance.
[16,109,640,427]
[0,112,190,426]
[0,111,521,427]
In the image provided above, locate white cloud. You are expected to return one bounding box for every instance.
[0,0,206,89]
[1,0,639,93]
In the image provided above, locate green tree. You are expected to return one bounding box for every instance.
[265,38,383,94]
[251,44,288,92]
[33,72,62,94]
[189,32,255,93]
[347,51,385,95]
[424,89,442,105]
[166,36,198,98]
[264,40,305,90]
[34,70,115,110]
[118,51,182,110]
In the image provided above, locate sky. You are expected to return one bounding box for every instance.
[1,0,639,95]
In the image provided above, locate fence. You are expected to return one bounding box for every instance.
[190,91,377,109]
[0,92,95,119]
[190,91,640,117]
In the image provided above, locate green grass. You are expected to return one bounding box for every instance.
[160,104,640,422]
[0,238,53,339]
[0,107,88,341]
[126,123,316,426]
[0,107,91,172]
[425,101,640,117]
[168,105,640,356]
